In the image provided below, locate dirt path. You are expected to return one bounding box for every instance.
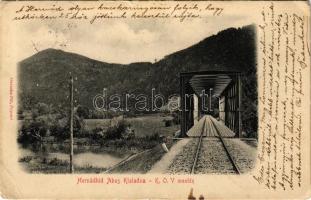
[148,139,191,174]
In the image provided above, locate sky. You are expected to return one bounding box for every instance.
[15,16,254,64]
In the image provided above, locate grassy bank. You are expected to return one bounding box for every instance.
[109,139,176,174]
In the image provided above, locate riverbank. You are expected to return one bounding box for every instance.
[107,139,176,173]
[18,135,166,173]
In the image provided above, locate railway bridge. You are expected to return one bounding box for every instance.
[166,70,257,174]
[179,71,242,138]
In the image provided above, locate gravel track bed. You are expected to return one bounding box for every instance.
[167,138,257,174]
[223,139,257,173]
[195,139,236,174]
[167,139,198,174]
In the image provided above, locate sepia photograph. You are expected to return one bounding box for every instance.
[17,19,258,174]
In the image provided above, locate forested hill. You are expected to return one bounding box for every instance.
[18,24,256,110]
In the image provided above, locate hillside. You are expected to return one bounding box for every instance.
[147,25,256,97]
[18,24,256,112]
[19,48,153,110]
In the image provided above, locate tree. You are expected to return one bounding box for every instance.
[76,105,90,119]
[35,102,50,115]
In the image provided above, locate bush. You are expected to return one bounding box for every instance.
[18,120,48,145]
[172,111,180,125]
[76,105,90,119]
[48,158,68,166]
[50,124,68,141]
[90,119,131,140]
[105,120,127,139]
[91,127,105,140]
[35,103,50,115]
[19,156,33,163]
[145,132,161,141]
[165,120,172,127]
[75,129,92,138]
[49,114,85,141]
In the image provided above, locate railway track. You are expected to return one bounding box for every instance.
[190,116,240,174]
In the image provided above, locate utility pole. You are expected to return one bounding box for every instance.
[69,75,74,173]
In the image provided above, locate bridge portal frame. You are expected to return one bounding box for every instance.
[179,71,242,137]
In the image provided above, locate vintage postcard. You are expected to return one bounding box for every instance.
[0,1,310,199]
